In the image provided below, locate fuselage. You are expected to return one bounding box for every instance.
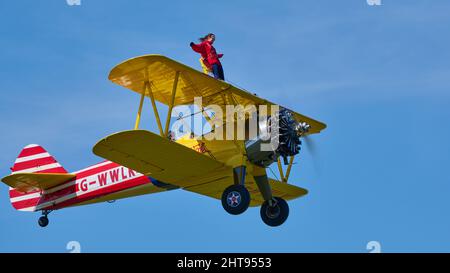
[9,134,257,212]
[10,160,174,212]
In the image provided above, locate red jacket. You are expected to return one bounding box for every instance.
[190,40,223,68]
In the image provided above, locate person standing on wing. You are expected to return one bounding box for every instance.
[190,33,225,80]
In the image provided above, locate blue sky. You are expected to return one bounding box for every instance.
[1,0,450,252]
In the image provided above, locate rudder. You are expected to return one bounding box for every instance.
[11,144,67,174]
[8,144,67,212]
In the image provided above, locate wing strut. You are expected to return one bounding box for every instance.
[133,71,181,137]
[164,71,180,136]
[147,82,164,136]
[134,83,146,130]
[277,156,295,183]
[133,81,165,136]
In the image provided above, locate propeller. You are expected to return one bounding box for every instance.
[302,134,317,158]
[301,134,322,175]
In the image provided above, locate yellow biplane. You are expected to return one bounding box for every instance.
[92,54,326,227]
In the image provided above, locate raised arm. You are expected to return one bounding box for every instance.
[190,42,204,53]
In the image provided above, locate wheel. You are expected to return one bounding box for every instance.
[38,216,49,227]
[221,184,251,215]
[260,197,289,227]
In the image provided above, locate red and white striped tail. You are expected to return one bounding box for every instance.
[9,144,67,212]
[11,144,68,174]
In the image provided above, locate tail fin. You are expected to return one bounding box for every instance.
[11,144,68,174]
[8,144,67,212]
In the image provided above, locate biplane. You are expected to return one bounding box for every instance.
[1,55,326,227]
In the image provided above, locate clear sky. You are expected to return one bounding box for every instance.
[1,0,449,253]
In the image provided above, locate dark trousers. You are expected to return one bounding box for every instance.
[212,63,225,80]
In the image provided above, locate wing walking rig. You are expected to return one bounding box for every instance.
[2,54,326,227]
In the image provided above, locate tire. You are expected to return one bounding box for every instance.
[38,216,49,227]
[221,184,251,215]
[260,197,289,227]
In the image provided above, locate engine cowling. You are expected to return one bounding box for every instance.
[244,108,309,167]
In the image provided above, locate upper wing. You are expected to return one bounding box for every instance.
[92,130,230,188]
[1,173,75,193]
[108,54,326,135]
[184,177,308,207]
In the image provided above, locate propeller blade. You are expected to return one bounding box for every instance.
[303,135,317,157]
[302,135,322,175]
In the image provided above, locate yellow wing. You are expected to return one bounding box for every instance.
[92,130,308,204]
[184,177,308,207]
[108,54,326,135]
[92,130,231,188]
[1,173,76,193]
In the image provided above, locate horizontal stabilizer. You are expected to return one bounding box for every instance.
[2,173,76,193]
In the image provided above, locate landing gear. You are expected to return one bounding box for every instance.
[260,197,289,227]
[38,210,51,227]
[221,184,250,215]
[38,216,49,227]
[221,166,250,215]
[254,173,290,226]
